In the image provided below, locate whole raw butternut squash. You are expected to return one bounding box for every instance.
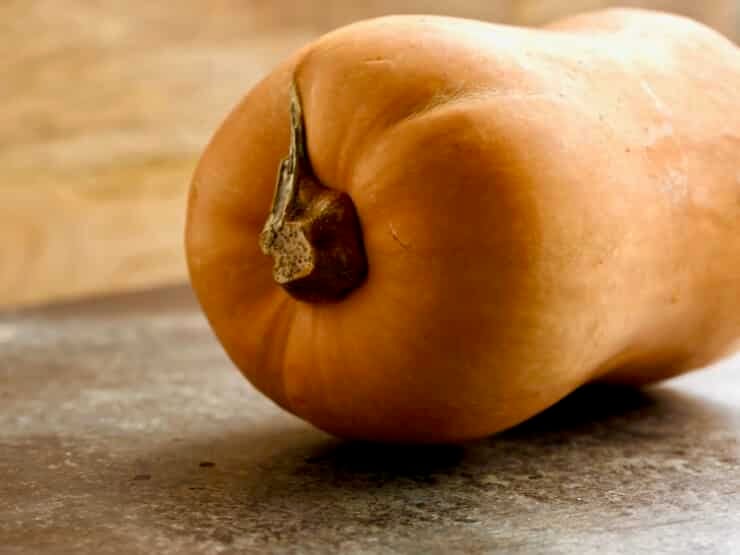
[186,9,740,443]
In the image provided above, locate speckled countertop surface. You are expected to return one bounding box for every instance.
[2,285,740,554]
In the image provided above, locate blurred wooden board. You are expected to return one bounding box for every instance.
[2,285,740,553]
[2,0,737,308]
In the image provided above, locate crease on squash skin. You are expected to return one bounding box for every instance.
[259,81,369,303]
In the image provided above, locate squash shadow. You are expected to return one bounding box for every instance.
[299,383,656,472]
[127,382,737,550]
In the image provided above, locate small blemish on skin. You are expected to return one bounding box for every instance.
[389,223,410,250]
[363,57,393,68]
[640,81,671,115]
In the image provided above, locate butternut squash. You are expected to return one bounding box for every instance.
[185,9,740,443]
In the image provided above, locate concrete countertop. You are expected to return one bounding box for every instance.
[2,286,740,554]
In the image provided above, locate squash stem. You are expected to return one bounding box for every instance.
[258,81,368,302]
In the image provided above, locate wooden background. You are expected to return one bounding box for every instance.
[2,1,738,308]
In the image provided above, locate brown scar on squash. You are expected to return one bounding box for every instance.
[259,81,368,302]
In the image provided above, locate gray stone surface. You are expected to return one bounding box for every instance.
[2,285,740,554]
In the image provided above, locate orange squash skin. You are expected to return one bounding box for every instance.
[186,9,740,443]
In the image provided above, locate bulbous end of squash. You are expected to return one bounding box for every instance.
[259,82,368,302]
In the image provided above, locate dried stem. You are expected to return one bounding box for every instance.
[259,81,368,302]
